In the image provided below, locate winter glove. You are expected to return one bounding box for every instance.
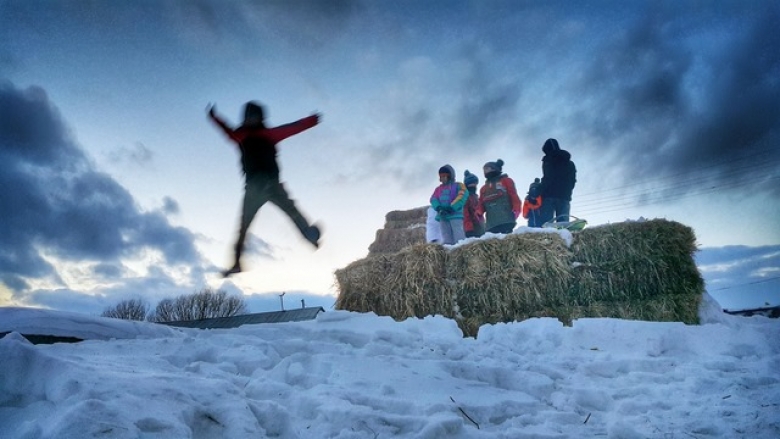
[435,206,444,213]
[442,206,455,215]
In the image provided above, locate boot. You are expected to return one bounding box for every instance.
[303,225,320,248]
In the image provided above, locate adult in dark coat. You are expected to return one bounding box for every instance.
[539,138,576,224]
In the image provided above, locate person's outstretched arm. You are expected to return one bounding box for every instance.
[207,104,241,143]
[267,113,320,144]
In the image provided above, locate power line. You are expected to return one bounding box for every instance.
[575,176,779,217]
[710,275,780,291]
[568,150,780,217]
[575,147,780,200]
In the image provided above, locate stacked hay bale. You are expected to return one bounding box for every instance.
[335,244,451,320]
[568,219,703,324]
[336,213,704,337]
[447,233,573,335]
[367,207,428,255]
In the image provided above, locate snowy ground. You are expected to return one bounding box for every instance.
[1,295,778,439]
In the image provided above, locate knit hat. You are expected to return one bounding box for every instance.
[483,159,504,173]
[542,138,560,154]
[464,170,479,187]
[244,101,265,122]
[528,178,541,197]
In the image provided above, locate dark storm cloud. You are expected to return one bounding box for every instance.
[161,196,180,215]
[454,45,523,142]
[169,0,361,50]
[571,4,780,193]
[0,81,202,291]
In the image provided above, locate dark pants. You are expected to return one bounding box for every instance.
[488,222,516,234]
[539,197,571,225]
[526,209,544,228]
[233,174,310,265]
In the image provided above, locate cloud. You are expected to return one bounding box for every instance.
[0,81,202,294]
[697,245,780,310]
[569,4,780,194]
[105,142,154,167]
[167,0,361,52]
[244,234,277,260]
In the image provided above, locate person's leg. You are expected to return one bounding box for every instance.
[556,200,571,222]
[488,223,515,234]
[450,218,466,243]
[439,221,455,245]
[268,181,319,247]
[539,199,555,225]
[226,178,270,276]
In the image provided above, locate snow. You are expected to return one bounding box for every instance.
[1,296,779,438]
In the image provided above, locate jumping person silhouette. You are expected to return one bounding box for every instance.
[208,101,321,277]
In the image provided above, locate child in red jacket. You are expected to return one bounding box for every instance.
[208,101,321,277]
[462,170,485,238]
[477,159,523,234]
[522,178,544,227]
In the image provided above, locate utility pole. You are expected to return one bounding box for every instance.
[279,292,285,311]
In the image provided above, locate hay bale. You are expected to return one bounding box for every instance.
[336,244,451,321]
[385,207,428,224]
[379,244,452,319]
[570,219,703,304]
[368,227,426,255]
[334,255,392,313]
[448,233,572,322]
[336,216,706,336]
[367,206,429,255]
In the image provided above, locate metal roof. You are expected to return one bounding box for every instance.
[161,306,325,329]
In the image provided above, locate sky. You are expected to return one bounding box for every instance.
[1,302,779,438]
[1,0,779,314]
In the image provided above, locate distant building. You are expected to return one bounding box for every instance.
[161,306,326,329]
[723,306,780,319]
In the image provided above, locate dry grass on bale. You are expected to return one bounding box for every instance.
[380,244,452,319]
[334,255,393,314]
[368,227,426,255]
[568,219,704,324]
[383,206,428,229]
[448,233,572,326]
[336,244,451,320]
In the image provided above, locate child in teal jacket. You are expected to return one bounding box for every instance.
[430,165,468,245]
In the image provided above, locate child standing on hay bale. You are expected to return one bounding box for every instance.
[522,178,544,227]
[477,159,523,234]
[463,170,485,238]
[430,165,468,245]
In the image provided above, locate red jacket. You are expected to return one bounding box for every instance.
[210,112,318,178]
[463,191,484,233]
[522,195,542,219]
